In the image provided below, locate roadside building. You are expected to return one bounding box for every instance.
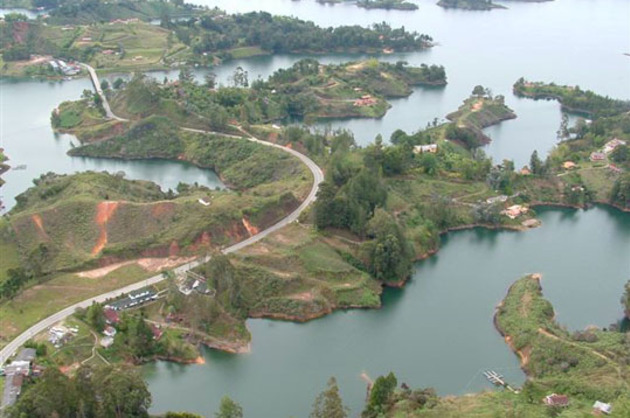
[104,308,120,325]
[543,393,569,407]
[1,348,37,409]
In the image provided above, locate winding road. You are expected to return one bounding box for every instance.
[0,66,324,369]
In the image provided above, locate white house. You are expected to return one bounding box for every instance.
[593,401,612,415]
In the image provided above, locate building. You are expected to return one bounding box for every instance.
[103,326,117,338]
[593,401,612,415]
[486,195,508,205]
[501,204,528,220]
[353,95,378,107]
[603,138,626,154]
[520,166,531,175]
[590,152,606,162]
[413,144,438,154]
[100,336,114,348]
[104,308,120,324]
[543,393,569,407]
[562,161,577,170]
[151,324,164,341]
[1,348,36,409]
[198,197,211,206]
[105,288,157,311]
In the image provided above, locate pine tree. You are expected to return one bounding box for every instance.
[310,377,349,418]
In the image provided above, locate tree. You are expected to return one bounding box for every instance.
[204,72,217,89]
[113,78,124,89]
[87,302,106,332]
[472,85,485,97]
[231,67,249,88]
[179,67,194,84]
[530,150,544,175]
[623,281,630,319]
[311,377,348,418]
[94,366,152,418]
[9,368,79,417]
[363,372,397,418]
[610,145,629,163]
[215,396,243,418]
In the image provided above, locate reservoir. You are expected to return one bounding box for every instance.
[0,0,628,416]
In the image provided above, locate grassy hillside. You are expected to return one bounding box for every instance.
[5,128,311,276]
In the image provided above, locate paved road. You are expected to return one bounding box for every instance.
[80,63,128,122]
[0,99,323,368]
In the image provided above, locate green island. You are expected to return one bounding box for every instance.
[0,4,433,77]
[437,0,506,11]
[316,0,419,11]
[513,78,630,118]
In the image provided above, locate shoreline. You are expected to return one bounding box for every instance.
[157,202,627,363]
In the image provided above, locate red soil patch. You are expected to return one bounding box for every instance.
[91,201,120,256]
[168,240,180,257]
[242,217,260,236]
[31,214,49,240]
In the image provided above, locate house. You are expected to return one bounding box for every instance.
[413,144,438,154]
[603,138,626,154]
[104,308,120,324]
[198,197,211,207]
[501,204,528,220]
[593,401,612,415]
[520,166,531,175]
[151,324,164,340]
[353,95,378,107]
[102,49,115,55]
[562,161,577,170]
[608,164,622,173]
[103,326,117,338]
[100,336,114,348]
[590,152,606,162]
[543,393,569,407]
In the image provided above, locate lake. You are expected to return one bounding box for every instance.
[0,0,628,416]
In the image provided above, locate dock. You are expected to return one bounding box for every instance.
[483,370,517,393]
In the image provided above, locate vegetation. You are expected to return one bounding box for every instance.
[215,396,243,418]
[317,0,418,10]
[437,0,505,10]
[496,275,629,400]
[1,7,433,75]
[513,78,630,118]
[88,60,445,132]
[311,377,348,418]
[8,364,151,418]
[445,86,516,147]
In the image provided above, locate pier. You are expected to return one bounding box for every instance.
[483,370,518,393]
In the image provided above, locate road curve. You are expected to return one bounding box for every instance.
[0,106,323,368]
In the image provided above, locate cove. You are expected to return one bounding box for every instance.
[144,205,630,417]
[0,78,224,212]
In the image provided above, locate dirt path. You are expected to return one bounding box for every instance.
[31,214,49,240]
[78,256,196,279]
[537,327,612,362]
